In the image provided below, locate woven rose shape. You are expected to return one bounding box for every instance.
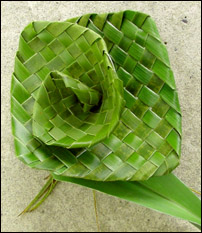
[11,10,182,181]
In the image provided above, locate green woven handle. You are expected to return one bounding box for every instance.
[11,10,182,181]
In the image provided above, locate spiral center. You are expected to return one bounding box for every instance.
[32,25,124,149]
[51,71,101,113]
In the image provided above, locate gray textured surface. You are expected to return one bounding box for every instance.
[1,1,201,232]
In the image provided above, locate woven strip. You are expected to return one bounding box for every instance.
[11,10,182,181]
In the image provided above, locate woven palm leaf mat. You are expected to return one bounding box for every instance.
[11,10,182,181]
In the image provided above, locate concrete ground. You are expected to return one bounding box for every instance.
[1,1,201,232]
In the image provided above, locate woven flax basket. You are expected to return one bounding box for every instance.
[11,10,182,182]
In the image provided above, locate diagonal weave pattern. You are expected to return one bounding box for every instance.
[11,10,182,181]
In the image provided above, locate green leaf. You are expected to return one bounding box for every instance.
[52,173,201,226]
